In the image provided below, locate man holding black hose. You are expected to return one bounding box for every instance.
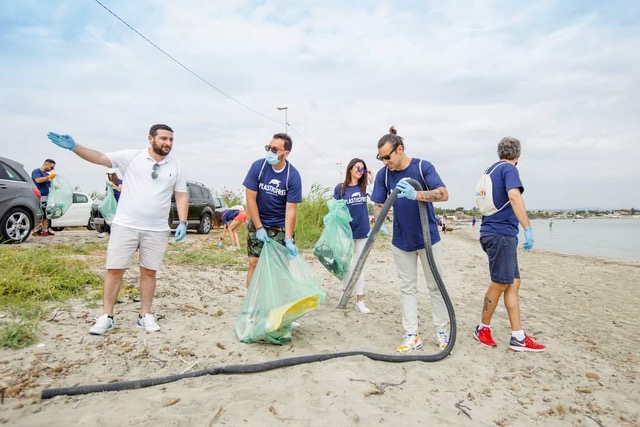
[371,133,451,353]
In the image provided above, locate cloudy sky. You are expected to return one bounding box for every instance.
[2,0,639,210]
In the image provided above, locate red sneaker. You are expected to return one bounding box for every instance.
[509,335,545,352]
[32,230,45,237]
[474,325,497,348]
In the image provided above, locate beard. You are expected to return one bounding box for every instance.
[150,138,172,156]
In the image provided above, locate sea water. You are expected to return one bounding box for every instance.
[519,218,640,261]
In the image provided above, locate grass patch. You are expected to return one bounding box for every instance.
[165,242,247,268]
[0,245,102,349]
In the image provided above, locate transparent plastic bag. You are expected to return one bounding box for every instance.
[98,185,118,225]
[46,174,75,219]
[235,240,326,344]
[312,199,354,280]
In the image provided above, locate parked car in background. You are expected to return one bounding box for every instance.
[0,156,43,244]
[50,192,94,231]
[169,181,228,234]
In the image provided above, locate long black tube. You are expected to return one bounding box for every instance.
[41,180,456,400]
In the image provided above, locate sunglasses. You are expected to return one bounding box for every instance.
[265,145,285,154]
[376,145,398,161]
[151,163,160,179]
[355,167,367,174]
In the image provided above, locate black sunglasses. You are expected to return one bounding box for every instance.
[152,163,160,179]
[265,145,285,154]
[376,145,398,161]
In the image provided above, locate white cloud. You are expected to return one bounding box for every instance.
[2,0,639,210]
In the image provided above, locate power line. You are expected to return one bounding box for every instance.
[93,0,279,125]
[92,0,331,164]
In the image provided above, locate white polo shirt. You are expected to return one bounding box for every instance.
[107,149,187,231]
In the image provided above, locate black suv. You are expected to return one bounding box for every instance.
[169,181,228,234]
[91,181,228,235]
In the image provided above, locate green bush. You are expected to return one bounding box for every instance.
[295,183,331,250]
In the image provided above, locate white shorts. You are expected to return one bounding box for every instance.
[106,224,170,271]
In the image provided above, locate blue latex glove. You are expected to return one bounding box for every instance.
[284,238,298,257]
[175,223,187,243]
[47,132,77,151]
[380,223,390,235]
[396,179,417,200]
[255,227,270,242]
[523,227,534,251]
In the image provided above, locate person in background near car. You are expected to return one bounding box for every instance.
[46,124,188,336]
[371,132,452,353]
[107,169,123,202]
[31,158,56,237]
[97,169,123,238]
[219,205,246,251]
[334,158,371,314]
[474,136,545,352]
[243,133,302,286]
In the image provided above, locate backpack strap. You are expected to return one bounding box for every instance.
[385,159,430,194]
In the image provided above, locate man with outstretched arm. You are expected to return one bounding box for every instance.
[47,124,188,335]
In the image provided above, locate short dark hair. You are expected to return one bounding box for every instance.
[45,159,56,165]
[273,133,293,151]
[497,136,521,160]
[149,124,174,137]
[377,133,404,150]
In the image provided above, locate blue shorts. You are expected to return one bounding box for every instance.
[479,232,520,284]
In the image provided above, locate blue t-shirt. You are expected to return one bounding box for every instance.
[243,159,302,228]
[222,209,240,225]
[31,168,51,196]
[333,184,370,239]
[371,158,444,250]
[480,161,523,236]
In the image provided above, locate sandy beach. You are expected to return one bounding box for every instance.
[1,227,638,426]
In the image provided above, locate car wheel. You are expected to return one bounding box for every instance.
[86,218,95,231]
[197,214,212,234]
[51,227,65,232]
[1,207,33,244]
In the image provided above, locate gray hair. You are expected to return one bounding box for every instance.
[497,136,521,160]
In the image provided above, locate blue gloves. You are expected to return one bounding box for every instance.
[396,179,417,200]
[284,238,298,257]
[47,132,77,151]
[255,227,270,242]
[175,223,187,243]
[523,227,534,251]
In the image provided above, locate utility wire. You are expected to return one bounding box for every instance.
[92,0,331,164]
[93,0,279,125]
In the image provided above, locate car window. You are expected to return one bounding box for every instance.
[73,193,89,203]
[213,198,222,208]
[188,184,201,200]
[0,162,26,182]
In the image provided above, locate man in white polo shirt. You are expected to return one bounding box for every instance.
[47,124,188,335]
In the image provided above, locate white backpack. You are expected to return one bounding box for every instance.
[475,162,509,216]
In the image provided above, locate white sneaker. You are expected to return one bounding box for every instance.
[355,300,371,314]
[89,314,114,335]
[433,331,450,350]
[136,313,161,333]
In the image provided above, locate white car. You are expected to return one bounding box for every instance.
[50,192,94,231]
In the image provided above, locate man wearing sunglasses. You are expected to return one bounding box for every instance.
[370,133,451,353]
[243,133,302,286]
[47,124,188,336]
